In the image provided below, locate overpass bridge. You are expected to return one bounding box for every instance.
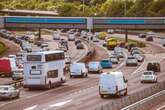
[0,16,165,41]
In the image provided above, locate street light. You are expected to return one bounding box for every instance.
[82,0,85,13]
[124,0,127,16]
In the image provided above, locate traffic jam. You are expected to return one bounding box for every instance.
[0,28,164,109]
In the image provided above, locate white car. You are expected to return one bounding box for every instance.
[40,47,50,51]
[68,34,75,41]
[53,32,60,40]
[126,56,138,66]
[41,43,48,48]
[141,71,157,83]
[99,71,128,98]
[88,61,102,73]
[133,54,144,62]
[70,63,88,78]
[12,69,24,80]
[65,55,71,64]
[0,85,20,100]
[110,55,119,64]
[114,47,124,58]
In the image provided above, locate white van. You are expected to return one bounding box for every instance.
[70,63,88,78]
[88,61,102,73]
[99,71,128,98]
[53,32,60,40]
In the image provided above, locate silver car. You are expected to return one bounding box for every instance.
[12,69,24,80]
[0,85,20,100]
[126,56,138,66]
[133,54,144,62]
[109,55,119,64]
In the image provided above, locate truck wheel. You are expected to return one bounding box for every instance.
[100,94,104,98]
[70,75,72,78]
[85,73,88,77]
[48,82,51,89]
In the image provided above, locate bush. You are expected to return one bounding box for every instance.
[0,42,6,54]
[137,41,146,48]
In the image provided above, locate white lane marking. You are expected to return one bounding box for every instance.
[132,58,146,75]
[24,105,38,110]
[157,104,165,110]
[49,99,72,108]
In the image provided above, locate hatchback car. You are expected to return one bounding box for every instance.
[0,85,20,100]
[145,35,154,41]
[100,59,112,68]
[126,56,138,66]
[141,71,157,83]
[109,55,119,64]
[12,69,24,80]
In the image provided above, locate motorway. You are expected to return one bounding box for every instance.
[1,32,165,110]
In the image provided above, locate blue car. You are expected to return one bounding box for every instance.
[100,59,112,68]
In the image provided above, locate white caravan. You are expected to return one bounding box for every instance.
[99,71,128,98]
[23,50,66,89]
[70,63,88,78]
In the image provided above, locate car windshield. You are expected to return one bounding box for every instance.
[89,62,99,67]
[102,60,109,62]
[143,72,153,75]
[128,57,135,59]
[0,87,9,90]
[27,55,42,61]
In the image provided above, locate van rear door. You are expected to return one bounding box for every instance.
[100,74,116,94]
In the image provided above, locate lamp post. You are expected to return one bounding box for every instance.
[124,0,127,16]
[83,0,85,13]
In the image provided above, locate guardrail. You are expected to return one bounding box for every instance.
[4,79,23,89]
[79,38,95,63]
[95,81,165,110]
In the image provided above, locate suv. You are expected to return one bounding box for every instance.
[147,62,161,72]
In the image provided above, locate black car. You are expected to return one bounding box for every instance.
[75,40,81,45]
[138,34,146,38]
[145,35,154,41]
[147,62,161,72]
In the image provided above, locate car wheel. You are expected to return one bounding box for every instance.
[16,93,20,99]
[116,91,120,97]
[124,88,127,96]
